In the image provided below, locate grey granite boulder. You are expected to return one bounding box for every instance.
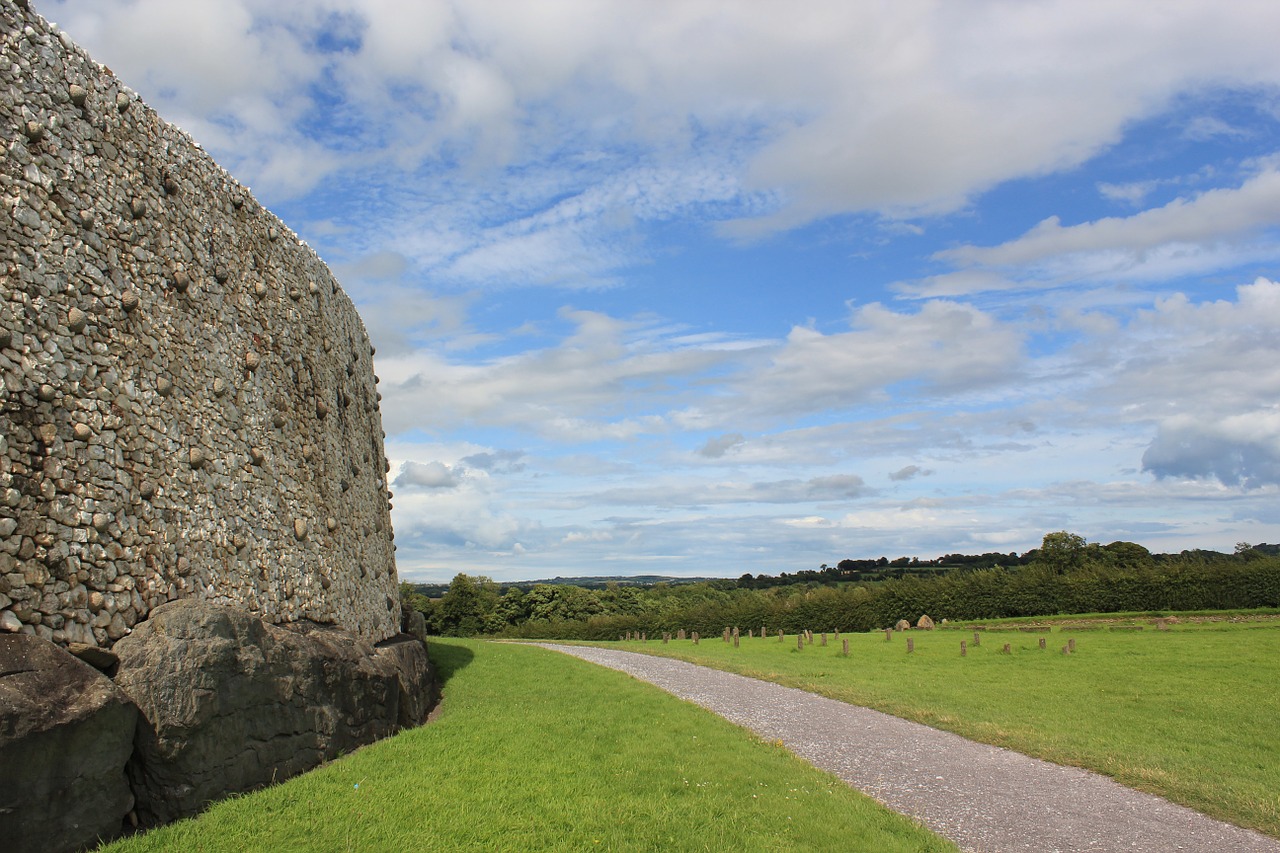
[401,603,428,642]
[376,633,440,728]
[0,634,138,853]
[113,600,435,826]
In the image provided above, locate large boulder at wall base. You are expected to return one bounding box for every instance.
[112,600,436,827]
[376,633,440,728]
[917,615,936,630]
[0,634,138,853]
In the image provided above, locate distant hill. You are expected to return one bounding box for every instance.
[410,575,722,598]
[516,574,721,588]
[410,543,1280,598]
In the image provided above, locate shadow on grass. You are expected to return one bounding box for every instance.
[426,638,475,687]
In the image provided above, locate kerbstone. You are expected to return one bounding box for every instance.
[0,634,137,853]
[113,600,434,827]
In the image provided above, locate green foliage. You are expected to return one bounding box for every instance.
[1030,530,1088,574]
[414,537,1280,640]
[398,581,430,614]
[493,550,1280,641]
[102,641,956,853]
[434,573,505,636]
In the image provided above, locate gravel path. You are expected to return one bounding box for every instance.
[535,643,1280,853]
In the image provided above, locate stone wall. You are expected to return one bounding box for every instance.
[0,1,401,647]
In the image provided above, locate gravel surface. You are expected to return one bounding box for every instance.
[536,643,1280,853]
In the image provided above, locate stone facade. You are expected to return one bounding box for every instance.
[0,1,401,647]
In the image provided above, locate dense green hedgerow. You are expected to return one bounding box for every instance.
[490,555,1280,640]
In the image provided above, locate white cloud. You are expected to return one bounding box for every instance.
[394,460,460,489]
[460,450,527,474]
[1142,411,1280,488]
[55,0,1280,243]
[1182,115,1250,142]
[942,168,1280,267]
[722,300,1023,417]
[1096,278,1280,417]
[376,298,1025,442]
[376,308,745,437]
[593,474,869,507]
[698,433,745,458]
[902,166,1280,297]
[350,285,473,358]
[1097,179,1165,207]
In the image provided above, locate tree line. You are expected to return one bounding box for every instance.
[401,534,1280,638]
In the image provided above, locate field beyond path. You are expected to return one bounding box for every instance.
[538,643,1280,853]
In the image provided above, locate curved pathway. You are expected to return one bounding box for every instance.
[536,643,1280,853]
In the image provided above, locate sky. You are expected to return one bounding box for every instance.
[45,0,1280,583]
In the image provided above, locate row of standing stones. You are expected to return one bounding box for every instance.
[0,4,440,851]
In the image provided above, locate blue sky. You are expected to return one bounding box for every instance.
[49,0,1280,582]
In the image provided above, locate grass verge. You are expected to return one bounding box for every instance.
[100,639,956,852]
[596,617,1280,837]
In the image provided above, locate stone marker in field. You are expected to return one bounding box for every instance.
[895,619,912,632]
[917,615,936,630]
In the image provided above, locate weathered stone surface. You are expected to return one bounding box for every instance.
[917,614,936,630]
[113,601,436,827]
[0,2,399,648]
[0,9,429,846]
[66,641,120,675]
[0,634,137,853]
[376,632,439,729]
[401,603,427,642]
[894,619,911,632]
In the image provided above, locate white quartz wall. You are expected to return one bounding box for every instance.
[0,1,401,647]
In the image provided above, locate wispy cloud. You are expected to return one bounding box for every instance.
[899,166,1280,297]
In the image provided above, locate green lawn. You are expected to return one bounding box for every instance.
[598,617,1280,837]
[101,639,955,852]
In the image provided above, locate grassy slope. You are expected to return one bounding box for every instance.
[600,619,1280,837]
[101,639,955,853]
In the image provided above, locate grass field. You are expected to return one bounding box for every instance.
[597,615,1280,838]
[101,639,956,853]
